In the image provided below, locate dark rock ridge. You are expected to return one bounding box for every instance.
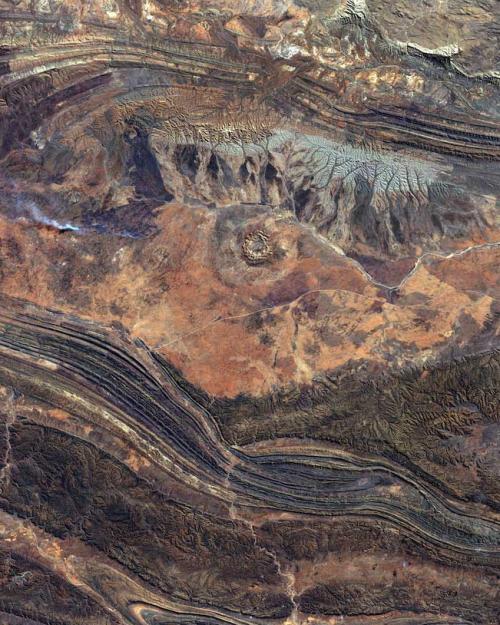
[0,2,498,625]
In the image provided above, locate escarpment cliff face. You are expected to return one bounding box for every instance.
[0,1,499,625]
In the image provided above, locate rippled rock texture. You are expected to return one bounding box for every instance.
[0,1,499,624]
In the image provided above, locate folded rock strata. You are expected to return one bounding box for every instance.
[0,1,498,624]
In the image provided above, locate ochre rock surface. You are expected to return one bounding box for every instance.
[0,1,498,625]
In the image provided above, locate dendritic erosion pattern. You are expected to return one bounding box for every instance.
[0,2,499,625]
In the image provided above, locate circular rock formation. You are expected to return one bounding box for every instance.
[0,2,498,625]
